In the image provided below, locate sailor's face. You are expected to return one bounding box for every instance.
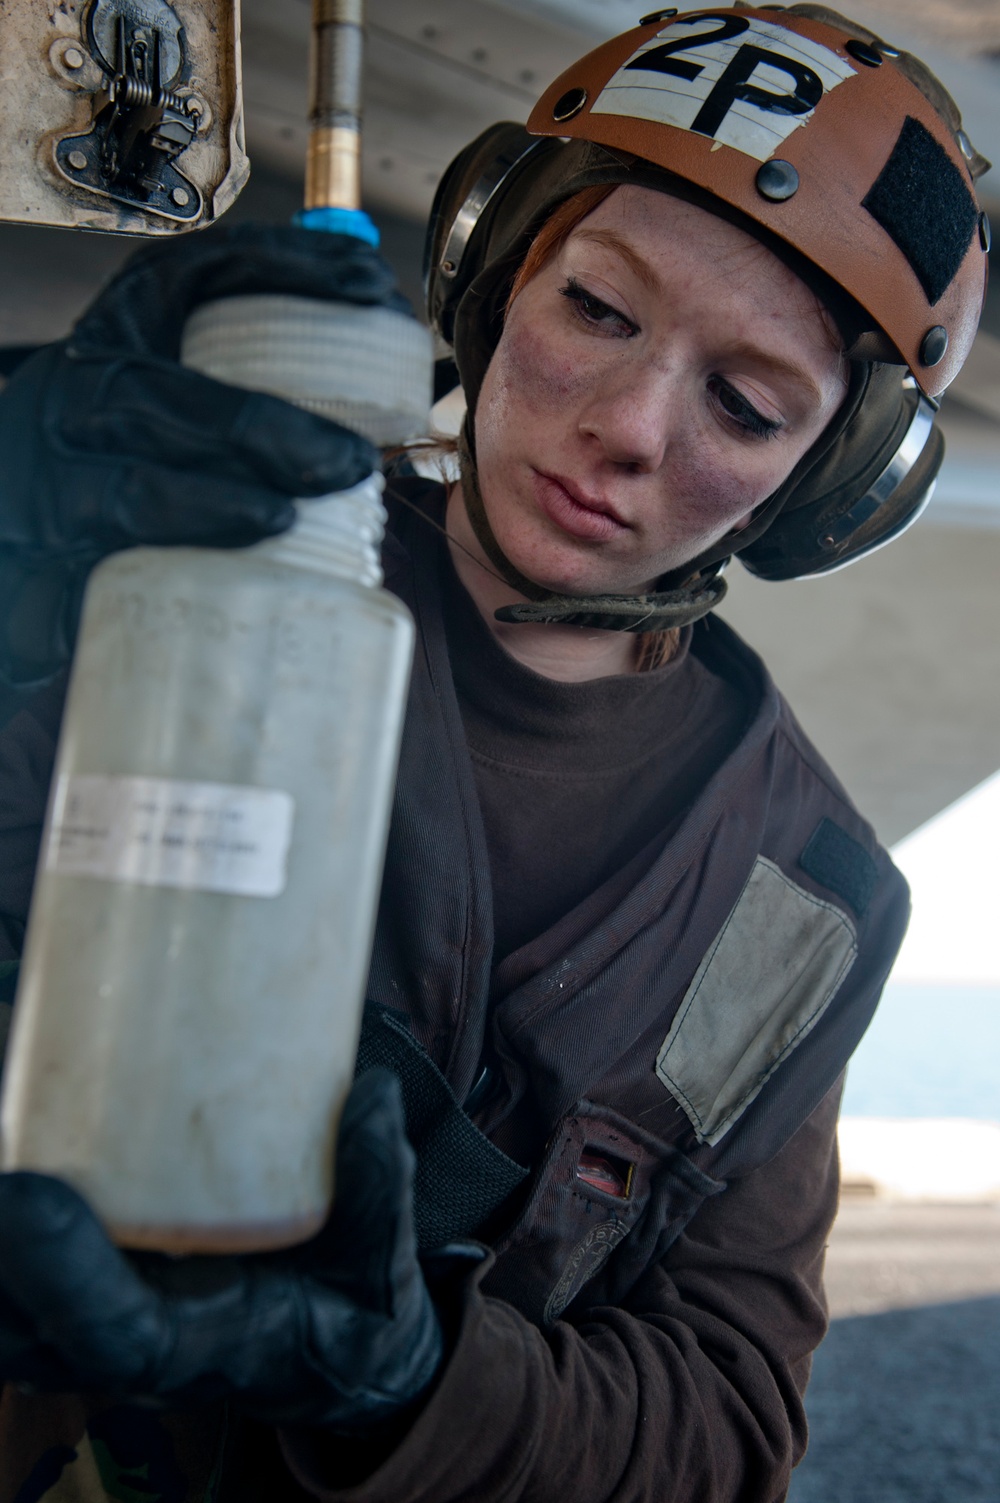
[473,186,848,596]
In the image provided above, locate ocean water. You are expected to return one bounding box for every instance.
[841,982,1000,1119]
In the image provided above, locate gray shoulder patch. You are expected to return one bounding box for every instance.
[656,857,857,1146]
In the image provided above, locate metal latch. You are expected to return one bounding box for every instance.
[0,0,245,237]
[53,0,202,222]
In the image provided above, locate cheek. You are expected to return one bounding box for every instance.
[655,437,776,543]
[478,313,594,446]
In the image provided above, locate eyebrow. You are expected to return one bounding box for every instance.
[573,227,663,296]
[571,227,830,409]
[724,342,827,409]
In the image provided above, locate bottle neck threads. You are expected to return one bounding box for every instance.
[255,473,386,588]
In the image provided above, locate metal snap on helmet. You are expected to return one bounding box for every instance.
[425,4,991,623]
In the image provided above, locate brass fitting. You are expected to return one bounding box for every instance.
[305,0,364,210]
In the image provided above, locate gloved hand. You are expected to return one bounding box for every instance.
[0,223,410,686]
[0,1070,475,1432]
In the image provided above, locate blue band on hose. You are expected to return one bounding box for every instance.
[294,207,381,246]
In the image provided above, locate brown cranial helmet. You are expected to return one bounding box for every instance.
[425,4,991,628]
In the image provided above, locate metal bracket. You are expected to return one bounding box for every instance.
[52,0,202,222]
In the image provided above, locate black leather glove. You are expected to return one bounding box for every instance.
[0,1070,474,1432]
[0,223,410,687]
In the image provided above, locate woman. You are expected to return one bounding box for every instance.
[0,6,989,1501]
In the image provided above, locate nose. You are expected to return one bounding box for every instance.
[576,357,678,472]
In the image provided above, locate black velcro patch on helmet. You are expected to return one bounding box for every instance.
[862,116,978,306]
[799,818,878,918]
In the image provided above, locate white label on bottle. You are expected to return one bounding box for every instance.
[45,775,295,898]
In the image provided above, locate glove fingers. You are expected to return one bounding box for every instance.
[0,1284,80,1390]
[315,1071,420,1315]
[106,464,297,549]
[0,557,93,687]
[59,357,379,499]
[22,462,293,553]
[0,464,293,686]
[0,1285,53,1374]
[0,1174,169,1387]
[126,1254,298,1405]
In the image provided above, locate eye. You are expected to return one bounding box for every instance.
[560,279,638,338]
[709,376,782,441]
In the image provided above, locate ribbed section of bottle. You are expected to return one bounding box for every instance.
[181,294,434,448]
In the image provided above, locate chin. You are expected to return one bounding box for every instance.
[492,508,674,597]
[509,557,607,597]
[518,563,659,599]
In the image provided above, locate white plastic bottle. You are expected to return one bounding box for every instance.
[0,295,430,1252]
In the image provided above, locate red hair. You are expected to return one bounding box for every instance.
[507,185,617,311]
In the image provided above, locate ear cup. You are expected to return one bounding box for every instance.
[740,370,944,580]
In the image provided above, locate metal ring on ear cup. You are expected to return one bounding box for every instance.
[435,136,549,291]
[424,126,556,346]
[812,384,937,565]
[807,475,938,575]
[739,370,946,584]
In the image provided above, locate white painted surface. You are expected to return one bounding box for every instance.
[839,1118,1000,1202]
[890,770,1000,986]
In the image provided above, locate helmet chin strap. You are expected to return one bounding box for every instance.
[457,421,729,632]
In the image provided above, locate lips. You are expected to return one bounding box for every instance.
[533,471,630,543]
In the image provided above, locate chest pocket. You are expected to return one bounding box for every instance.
[356,1006,528,1249]
[481,1101,724,1326]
